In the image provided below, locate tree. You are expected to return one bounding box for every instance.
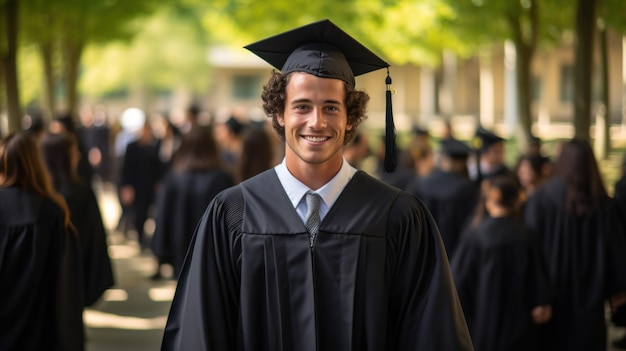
[441,0,572,151]
[0,0,21,133]
[20,0,158,120]
[80,6,212,106]
[594,0,626,158]
[572,0,597,141]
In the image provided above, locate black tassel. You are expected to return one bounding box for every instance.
[384,68,397,173]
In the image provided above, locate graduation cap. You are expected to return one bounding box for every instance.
[245,19,397,172]
[225,116,247,136]
[473,126,505,153]
[439,138,471,159]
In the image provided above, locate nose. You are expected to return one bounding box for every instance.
[308,108,327,129]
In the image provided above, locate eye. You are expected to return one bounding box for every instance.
[325,105,340,112]
[294,104,310,111]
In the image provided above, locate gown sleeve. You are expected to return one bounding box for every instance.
[386,193,474,350]
[161,187,243,351]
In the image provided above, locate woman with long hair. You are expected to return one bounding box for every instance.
[40,131,114,306]
[151,125,234,279]
[0,131,84,350]
[523,138,626,351]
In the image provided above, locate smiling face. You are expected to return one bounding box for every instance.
[278,72,351,175]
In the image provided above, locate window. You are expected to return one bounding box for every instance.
[560,65,574,103]
[532,75,541,102]
[232,75,260,99]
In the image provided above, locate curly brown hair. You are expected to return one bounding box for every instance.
[261,71,369,145]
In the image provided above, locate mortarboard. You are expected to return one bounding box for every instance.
[439,138,471,159]
[473,126,505,152]
[411,124,429,137]
[225,116,247,136]
[245,19,397,172]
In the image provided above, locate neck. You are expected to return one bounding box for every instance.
[286,155,343,190]
[488,206,511,218]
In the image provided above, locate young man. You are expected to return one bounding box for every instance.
[162,19,472,351]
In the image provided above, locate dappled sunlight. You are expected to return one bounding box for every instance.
[84,310,167,330]
[102,289,129,302]
[108,244,141,259]
[149,284,177,302]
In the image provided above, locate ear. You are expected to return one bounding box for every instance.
[346,122,353,131]
[277,113,285,127]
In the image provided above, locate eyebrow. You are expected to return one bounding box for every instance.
[289,98,343,105]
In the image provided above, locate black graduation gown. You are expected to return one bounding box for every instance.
[407,169,478,257]
[0,187,84,351]
[451,217,552,351]
[523,177,626,351]
[120,139,163,235]
[162,170,473,351]
[612,176,626,326]
[61,180,114,306]
[151,169,234,278]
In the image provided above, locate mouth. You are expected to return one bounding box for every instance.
[303,135,330,143]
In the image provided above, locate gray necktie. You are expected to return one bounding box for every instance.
[305,193,321,247]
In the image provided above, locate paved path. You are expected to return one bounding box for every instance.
[86,184,175,351]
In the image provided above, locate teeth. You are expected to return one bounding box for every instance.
[305,136,327,142]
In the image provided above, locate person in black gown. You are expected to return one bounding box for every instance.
[0,131,84,350]
[469,126,513,187]
[151,126,234,279]
[119,120,163,250]
[451,176,552,351]
[40,131,115,306]
[407,138,478,258]
[161,19,473,351]
[523,138,626,351]
[609,154,626,349]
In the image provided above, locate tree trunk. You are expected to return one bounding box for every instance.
[573,0,597,141]
[39,41,55,120]
[63,39,83,119]
[0,0,21,134]
[594,24,610,159]
[506,0,537,153]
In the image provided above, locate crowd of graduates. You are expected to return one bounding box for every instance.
[0,104,281,350]
[372,125,626,351]
[2,100,626,350]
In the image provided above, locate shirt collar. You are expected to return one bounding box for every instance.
[274,158,357,209]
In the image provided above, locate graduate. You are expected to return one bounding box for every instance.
[151,126,234,279]
[451,176,552,351]
[0,131,84,350]
[469,126,513,187]
[523,139,626,351]
[40,131,115,306]
[162,19,473,350]
[407,138,478,257]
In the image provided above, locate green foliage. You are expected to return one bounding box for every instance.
[80,7,211,98]
[16,45,43,105]
[599,0,626,33]
[441,0,574,53]
[196,0,473,66]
